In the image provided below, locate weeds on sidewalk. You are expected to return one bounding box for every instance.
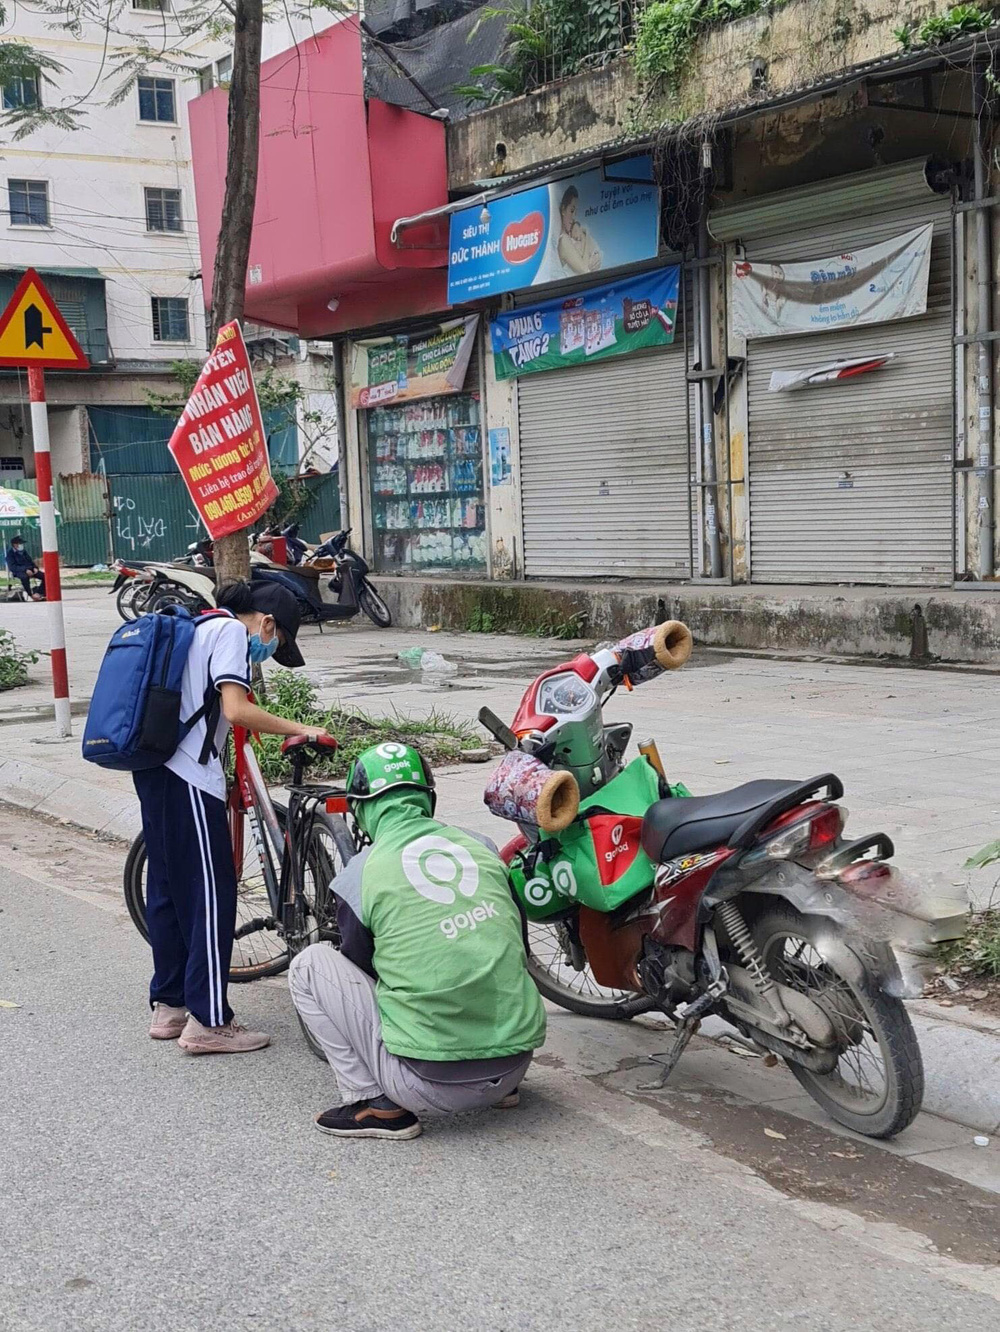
[251,670,486,785]
[930,841,1000,1012]
[0,629,38,691]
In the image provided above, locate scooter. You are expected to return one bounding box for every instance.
[252,528,391,629]
[479,621,968,1140]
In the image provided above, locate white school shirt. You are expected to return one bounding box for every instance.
[165,611,251,801]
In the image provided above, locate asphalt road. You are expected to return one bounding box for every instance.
[3,854,1000,1331]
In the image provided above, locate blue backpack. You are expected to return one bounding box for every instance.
[82,606,228,771]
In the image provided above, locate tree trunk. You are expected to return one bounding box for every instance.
[210,0,264,587]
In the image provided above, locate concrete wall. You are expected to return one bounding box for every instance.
[449,0,964,187]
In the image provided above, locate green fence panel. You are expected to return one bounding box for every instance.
[296,474,341,543]
[4,476,112,568]
[110,474,205,564]
[263,408,299,474]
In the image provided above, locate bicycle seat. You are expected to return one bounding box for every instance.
[281,734,338,756]
[641,780,801,863]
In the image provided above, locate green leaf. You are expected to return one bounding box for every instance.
[965,839,1000,869]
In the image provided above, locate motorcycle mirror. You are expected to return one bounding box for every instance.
[478,706,519,751]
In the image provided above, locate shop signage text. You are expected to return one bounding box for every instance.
[490,266,679,380]
[731,223,933,339]
[168,321,278,538]
[448,164,660,304]
[350,315,479,409]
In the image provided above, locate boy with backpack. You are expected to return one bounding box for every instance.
[83,580,332,1054]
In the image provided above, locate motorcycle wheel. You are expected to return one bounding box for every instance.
[358,579,392,628]
[148,585,207,615]
[526,917,638,1020]
[753,904,923,1139]
[116,580,144,622]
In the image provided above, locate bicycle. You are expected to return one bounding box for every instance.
[123,724,360,1056]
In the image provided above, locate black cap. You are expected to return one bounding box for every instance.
[249,581,305,668]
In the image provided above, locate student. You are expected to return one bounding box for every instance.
[138,579,332,1055]
[5,534,45,600]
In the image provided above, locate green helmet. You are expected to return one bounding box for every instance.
[346,741,436,813]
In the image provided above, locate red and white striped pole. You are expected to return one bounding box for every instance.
[27,366,71,738]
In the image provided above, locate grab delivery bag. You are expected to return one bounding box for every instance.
[508,757,691,920]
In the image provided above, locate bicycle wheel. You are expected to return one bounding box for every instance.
[123,801,294,982]
[288,811,356,1058]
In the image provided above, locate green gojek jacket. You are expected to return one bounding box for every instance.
[333,789,547,1062]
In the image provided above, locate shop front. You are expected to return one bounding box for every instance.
[712,159,955,587]
[349,315,487,575]
[444,158,696,581]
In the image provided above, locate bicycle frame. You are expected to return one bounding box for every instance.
[227,722,358,948]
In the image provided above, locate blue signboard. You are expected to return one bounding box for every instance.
[448,161,660,305]
[490,266,680,380]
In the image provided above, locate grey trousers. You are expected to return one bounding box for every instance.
[288,944,531,1115]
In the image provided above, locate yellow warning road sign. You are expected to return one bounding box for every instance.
[0,268,90,369]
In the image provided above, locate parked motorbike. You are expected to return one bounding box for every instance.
[479,622,968,1139]
[252,528,391,629]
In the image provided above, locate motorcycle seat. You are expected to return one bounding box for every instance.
[641,780,802,862]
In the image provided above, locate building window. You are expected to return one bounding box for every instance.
[137,76,176,123]
[2,72,41,111]
[145,186,182,232]
[8,179,49,226]
[132,0,170,10]
[151,296,189,342]
[197,56,232,94]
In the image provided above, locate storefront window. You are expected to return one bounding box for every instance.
[367,391,486,573]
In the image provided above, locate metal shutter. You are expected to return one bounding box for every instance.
[517,344,691,578]
[732,169,953,586]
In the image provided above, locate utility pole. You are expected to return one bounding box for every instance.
[209,0,264,586]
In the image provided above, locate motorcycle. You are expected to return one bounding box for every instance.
[479,621,968,1140]
[252,528,392,629]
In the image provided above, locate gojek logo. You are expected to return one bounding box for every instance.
[401,834,490,941]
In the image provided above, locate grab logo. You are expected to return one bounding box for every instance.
[401,834,479,906]
[502,212,545,265]
[588,815,643,886]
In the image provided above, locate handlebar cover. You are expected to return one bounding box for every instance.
[484,750,580,833]
[613,621,692,684]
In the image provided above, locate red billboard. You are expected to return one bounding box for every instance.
[168,321,279,538]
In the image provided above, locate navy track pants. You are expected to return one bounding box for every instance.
[133,766,236,1028]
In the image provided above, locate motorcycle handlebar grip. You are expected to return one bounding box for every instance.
[652,620,693,670]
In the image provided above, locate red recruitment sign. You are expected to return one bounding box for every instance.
[168,321,279,538]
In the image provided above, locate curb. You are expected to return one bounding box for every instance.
[0,756,139,841]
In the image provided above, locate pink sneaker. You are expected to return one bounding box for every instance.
[177,1015,270,1055]
[149,1003,187,1040]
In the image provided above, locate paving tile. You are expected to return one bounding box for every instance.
[909,1143,1000,1193]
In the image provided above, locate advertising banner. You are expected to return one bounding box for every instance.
[168,321,278,539]
[448,163,660,304]
[490,266,679,380]
[349,315,479,410]
[731,224,933,339]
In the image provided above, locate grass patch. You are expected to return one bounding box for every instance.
[0,628,38,692]
[466,603,589,639]
[253,669,486,786]
[938,910,1000,982]
[64,570,116,585]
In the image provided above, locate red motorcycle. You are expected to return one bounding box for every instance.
[480,622,967,1139]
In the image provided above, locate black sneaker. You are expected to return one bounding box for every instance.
[315,1095,423,1140]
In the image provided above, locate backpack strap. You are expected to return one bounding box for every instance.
[178,612,234,766]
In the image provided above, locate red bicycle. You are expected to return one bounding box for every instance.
[124,725,358,991]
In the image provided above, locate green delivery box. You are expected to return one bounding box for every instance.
[508,758,691,919]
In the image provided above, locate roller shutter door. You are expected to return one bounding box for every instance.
[717,162,953,586]
[517,345,691,578]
